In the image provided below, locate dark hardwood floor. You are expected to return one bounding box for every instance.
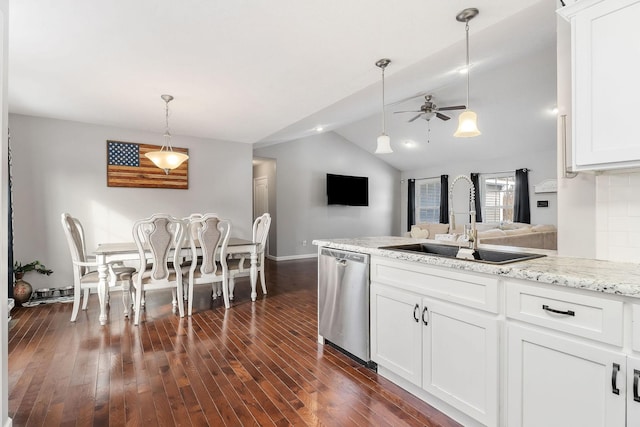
[8,258,461,427]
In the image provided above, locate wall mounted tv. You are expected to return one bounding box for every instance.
[326,173,369,206]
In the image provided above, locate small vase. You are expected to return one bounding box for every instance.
[13,272,33,305]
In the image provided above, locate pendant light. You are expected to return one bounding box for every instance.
[454,8,481,138]
[145,94,189,174]
[375,58,392,153]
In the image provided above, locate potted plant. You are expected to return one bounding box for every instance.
[13,260,53,305]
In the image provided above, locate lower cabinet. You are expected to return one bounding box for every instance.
[507,324,627,427]
[371,282,498,426]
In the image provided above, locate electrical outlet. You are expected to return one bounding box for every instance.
[302,240,307,246]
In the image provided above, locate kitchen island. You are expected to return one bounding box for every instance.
[314,236,640,427]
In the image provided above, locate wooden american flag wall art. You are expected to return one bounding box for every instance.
[106,140,189,189]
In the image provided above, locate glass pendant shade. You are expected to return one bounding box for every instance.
[145,94,189,174]
[375,134,392,154]
[145,148,189,173]
[454,110,481,137]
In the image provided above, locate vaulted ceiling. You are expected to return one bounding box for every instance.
[9,0,556,170]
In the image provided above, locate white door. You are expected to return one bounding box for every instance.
[422,297,498,427]
[370,282,422,386]
[507,324,626,427]
[253,176,268,220]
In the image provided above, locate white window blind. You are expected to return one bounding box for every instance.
[415,178,440,224]
[481,173,515,222]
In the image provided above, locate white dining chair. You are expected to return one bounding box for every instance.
[227,213,271,300]
[131,213,187,325]
[183,214,231,314]
[61,213,136,322]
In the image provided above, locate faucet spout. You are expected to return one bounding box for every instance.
[449,175,478,251]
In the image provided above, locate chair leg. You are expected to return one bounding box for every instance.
[259,267,267,295]
[188,278,194,316]
[134,285,142,326]
[176,283,184,318]
[122,281,131,318]
[70,286,81,322]
[221,275,230,309]
[82,288,90,310]
[228,275,235,301]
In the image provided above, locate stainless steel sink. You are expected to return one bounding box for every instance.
[381,242,546,265]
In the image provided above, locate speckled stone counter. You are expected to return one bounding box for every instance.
[313,236,640,298]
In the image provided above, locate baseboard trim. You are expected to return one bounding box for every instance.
[268,253,317,262]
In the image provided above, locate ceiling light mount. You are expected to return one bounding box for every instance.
[454,7,481,138]
[375,58,393,154]
[144,94,189,174]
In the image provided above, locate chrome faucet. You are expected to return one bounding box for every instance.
[449,175,478,252]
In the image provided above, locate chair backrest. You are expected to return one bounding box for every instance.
[252,213,271,254]
[132,214,186,282]
[61,213,90,276]
[187,214,231,277]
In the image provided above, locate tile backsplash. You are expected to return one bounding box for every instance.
[596,171,640,262]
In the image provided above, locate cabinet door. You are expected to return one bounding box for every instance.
[422,297,498,427]
[569,0,640,169]
[370,282,422,386]
[627,356,640,425]
[507,324,626,427]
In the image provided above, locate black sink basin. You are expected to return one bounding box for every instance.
[381,243,546,265]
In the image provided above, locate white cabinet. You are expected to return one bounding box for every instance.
[558,0,640,170]
[370,283,422,386]
[370,259,499,427]
[507,324,626,427]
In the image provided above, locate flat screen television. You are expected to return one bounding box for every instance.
[326,173,369,206]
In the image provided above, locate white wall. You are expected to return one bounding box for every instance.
[1,1,9,426]
[400,149,558,233]
[9,114,253,290]
[255,132,400,258]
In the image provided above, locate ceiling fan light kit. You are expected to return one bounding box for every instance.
[145,94,189,174]
[375,58,393,154]
[454,7,481,138]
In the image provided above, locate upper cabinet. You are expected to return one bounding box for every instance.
[558,0,640,171]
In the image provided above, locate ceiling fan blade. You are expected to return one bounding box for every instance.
[438,105,466,111]
[394,110,422,114]
[436,112,451,121]
[408,114,423,123]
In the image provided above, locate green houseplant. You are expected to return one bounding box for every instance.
[13,260,54,304]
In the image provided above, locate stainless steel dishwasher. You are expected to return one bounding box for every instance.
[318,247,373,366]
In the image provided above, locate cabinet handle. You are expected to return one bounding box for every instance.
[422,306,428,326]
[634,370,640,402]
[413,304,419,323]
[542,304,575,316]
[612,363,620,395]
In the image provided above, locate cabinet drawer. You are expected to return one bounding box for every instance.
[505,280,623,346]
[371,257,499,313]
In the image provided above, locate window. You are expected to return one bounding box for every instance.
[481,173,515,222]
[415,178,440,223]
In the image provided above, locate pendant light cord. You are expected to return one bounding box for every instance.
[164,98,173,151]
[381,66,386,135]
[465,21,470,110]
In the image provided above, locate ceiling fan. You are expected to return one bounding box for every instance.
[394,95,466,122]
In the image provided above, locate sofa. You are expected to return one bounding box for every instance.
[408,222,557,251]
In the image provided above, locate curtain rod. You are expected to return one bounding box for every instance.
[411,175,442,181]
[478,168,530,175]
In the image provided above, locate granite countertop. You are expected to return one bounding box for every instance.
[313,236,640,298]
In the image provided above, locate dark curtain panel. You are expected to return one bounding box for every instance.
[470,173,483,223]
[439,175,449,224]
[407,179,415,231]
[514,168,531,224]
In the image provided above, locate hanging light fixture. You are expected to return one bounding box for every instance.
[145,94,189,174]
[375,58,392,153]
[454,8,481,138]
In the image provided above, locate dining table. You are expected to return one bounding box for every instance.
[93,237,259,325]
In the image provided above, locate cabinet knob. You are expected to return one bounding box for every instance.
[413,304,419,323]
[634,370,640,402]
[422,306,429,326]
